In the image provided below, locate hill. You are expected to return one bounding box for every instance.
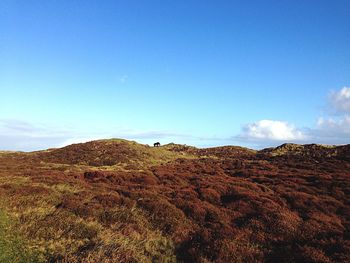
[0,139,349,262]
[259,143,350,160]
[35,139,197,168]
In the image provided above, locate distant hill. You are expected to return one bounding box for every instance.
[35,139,196,168]
[33,139,257,167]
[259,143,350,160]
[35,139,350,165]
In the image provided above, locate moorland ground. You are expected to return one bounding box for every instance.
[0,139,349,262]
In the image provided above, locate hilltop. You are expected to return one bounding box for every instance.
[0,139,349,262]
[260,143,350,159]
[35,139,198,168]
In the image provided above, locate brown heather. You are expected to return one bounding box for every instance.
[0,139,349,262]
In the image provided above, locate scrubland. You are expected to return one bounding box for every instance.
[0,139,349,262]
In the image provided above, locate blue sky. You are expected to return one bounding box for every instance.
[1,0,350,150]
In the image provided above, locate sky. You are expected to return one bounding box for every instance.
[0,0,350,151]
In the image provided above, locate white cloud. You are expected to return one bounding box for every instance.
[307,86,350,144]
[317,116,350,132]
[235,87,350,147]
[0,119,77,151]
[329,87,350,113]
[312,115,350,144]
[0,119,73,138]
[238,120,306,142]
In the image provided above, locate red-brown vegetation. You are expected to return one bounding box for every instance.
[0,139,349,262]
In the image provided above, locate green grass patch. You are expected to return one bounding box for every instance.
[0,209,41,263]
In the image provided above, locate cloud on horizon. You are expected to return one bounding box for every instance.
[1,87,350,151]
[237,120,306,142]
[312,87,350,144]
[236,86,350,147]
[0,119,77,151]
[0,119,203,151]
